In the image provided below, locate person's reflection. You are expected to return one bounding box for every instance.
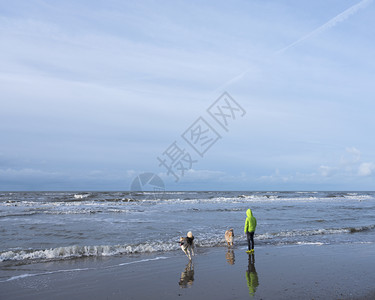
[226,248,235,265]
[179,261,194,288]
[245,253,259,297]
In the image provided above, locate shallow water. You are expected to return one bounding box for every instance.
[0,191,374,268]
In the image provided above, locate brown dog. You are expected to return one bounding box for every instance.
[225,228,234,247]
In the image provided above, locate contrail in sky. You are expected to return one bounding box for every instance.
[275,0,372,55]
[215,0,372,92]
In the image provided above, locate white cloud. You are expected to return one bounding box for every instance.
[358,162,375,176]
[258,169,292,183]
[319,165,337,177]
[257,147,374,186]
[316,147,375,179]
[0,168,61,178]
[341,147,361,164]
[159,169,226,182]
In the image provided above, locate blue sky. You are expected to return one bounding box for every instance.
[1,0,374,191]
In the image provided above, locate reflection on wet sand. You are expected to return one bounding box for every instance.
[226,249,235,265]
[245,253,259,297]
[179,261,194,288]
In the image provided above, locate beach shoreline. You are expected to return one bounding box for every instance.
[1,242,375,299]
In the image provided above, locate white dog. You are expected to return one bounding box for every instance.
[180,231,195,260]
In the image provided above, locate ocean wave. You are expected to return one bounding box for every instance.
[99,198,137,202]
[2,193,373,209]
[295,242,325,246]
[0,209,103,217]
[0,245,124,262]
[2,223,369,262]
[73,194,90,199]
[46,210,103,215]
[0,242,180,263]
[3,224,373,263]
[324,193,373,200]
[0,206,147,217]
[0,212,40,218]
[256,225,375,240]
[0,235,231,263]
[187,207,245,213]
[296,192,318,194]
[348,225,375,233]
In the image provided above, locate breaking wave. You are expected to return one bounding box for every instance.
[0,243,177,263]
[256,225,375,240]
[73,194,90,199]
[2,224,374,264]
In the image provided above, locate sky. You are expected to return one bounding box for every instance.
[1,0,375,191]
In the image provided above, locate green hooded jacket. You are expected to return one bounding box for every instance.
[244,209,257,233]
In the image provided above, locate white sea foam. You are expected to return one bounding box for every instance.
[0,243,178,263]
[343,194,372,200]
[0,235,228,263]
[296,242,325,246]
[2,224,373,263]
[0,268,92,282]
[296,192,318,194]
[0,257,169,282]
[116,256,168,266]
[74,194,90,199]
[0,245,113,262]
[107,209,131,213]
[256,225,375,241]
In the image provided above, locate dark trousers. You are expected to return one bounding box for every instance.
[247,231,255,250]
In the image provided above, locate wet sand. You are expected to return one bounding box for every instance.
[1,243,375,299]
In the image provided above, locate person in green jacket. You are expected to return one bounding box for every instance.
[244,208,257,253]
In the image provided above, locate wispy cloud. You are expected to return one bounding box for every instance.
[0,168,61,178]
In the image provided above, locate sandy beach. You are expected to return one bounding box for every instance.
[1,242,375,300]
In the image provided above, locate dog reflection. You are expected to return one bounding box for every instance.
[245,253,259,297]
[179,261,194,288]
[225,249,235,265]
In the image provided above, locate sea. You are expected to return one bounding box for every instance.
[1,191,374,281]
